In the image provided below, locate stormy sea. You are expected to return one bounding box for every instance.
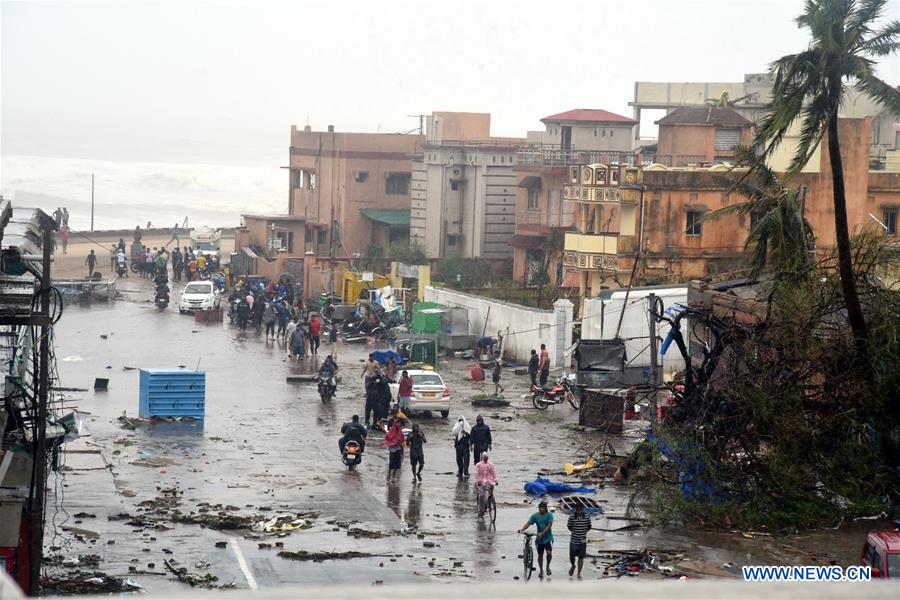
[0,155,285,231]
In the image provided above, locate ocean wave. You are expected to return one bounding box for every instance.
[0,154,285,229]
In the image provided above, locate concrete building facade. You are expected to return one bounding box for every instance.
[511,109,638,286]
[287,126,422,256]
[562,117,898,299]
[234,125,422,295]
[654,106,753,167]
[410,113,523,262]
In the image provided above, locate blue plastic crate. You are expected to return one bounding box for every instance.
[139,368,206,419]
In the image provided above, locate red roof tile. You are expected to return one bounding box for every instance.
[541,109,637,124]
[656,106,752,127]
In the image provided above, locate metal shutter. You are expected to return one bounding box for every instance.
[714,128,741,151]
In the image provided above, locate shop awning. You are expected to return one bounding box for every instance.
[360,208,411,228]
[518,176,542,189]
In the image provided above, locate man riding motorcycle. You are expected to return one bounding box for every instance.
[338,414,367,454]
[318,355,339,399]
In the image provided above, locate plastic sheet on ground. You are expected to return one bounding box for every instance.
[523,477,596,495]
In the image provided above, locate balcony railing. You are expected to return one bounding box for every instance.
[517,145,643,168]
[563,232,619,271]
[516,209,575,229]
[646,154,710,167]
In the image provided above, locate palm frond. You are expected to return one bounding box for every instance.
[857,20,900,56]
[786,92,833,176]
[856,74,900,115]
[848,0,890,41]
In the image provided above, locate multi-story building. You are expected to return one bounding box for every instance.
[560,163,642,296]
[235,125,422,288]
[410,113,524,262]
[511,109,638,285]
[562,116,899,298]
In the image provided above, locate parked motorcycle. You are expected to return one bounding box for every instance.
[531,372,580,410]
[341,440,362,470]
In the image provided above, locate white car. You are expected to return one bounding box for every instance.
[178,281,221,313]
[389,369,450,418]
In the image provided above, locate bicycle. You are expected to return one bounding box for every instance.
[520,532,535,581]
[476,483,496,524]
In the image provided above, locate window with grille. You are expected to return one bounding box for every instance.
[686,210,704,236]
[527,187,539,210]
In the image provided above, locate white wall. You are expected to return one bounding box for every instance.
[582,286,688,374]
[424,286,571,367]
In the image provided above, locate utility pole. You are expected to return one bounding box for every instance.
[30,220,53,593]
[328,129,337,302]
[647,293,659,424]
[90,174,94,231]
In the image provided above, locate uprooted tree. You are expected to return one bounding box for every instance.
[630,234,900,528]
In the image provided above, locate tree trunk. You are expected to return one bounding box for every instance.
[826,111,870,368]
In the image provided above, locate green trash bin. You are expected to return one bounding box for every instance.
[410,340,437,366]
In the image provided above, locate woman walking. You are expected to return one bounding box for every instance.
[452,415,472,478]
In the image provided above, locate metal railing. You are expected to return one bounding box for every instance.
[515,209,575,229]
[517,145,643,168]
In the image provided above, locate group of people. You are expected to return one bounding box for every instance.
[228,277,328,360]
[54,207,71,255]
[527,343,552,387]
[518,501,593,580]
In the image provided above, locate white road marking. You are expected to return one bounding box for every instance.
[229,538,258,590]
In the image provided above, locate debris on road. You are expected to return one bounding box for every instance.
[277,550,379,562]
[42,573,143,594]
[251,514,317,533]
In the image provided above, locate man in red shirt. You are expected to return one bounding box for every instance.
[397,370,414,412]
[309,315,321,355]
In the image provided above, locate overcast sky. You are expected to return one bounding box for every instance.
[2,0,898,167]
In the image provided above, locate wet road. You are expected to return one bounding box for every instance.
[44,279,874,592]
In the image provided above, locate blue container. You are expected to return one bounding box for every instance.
[139,368,206,419]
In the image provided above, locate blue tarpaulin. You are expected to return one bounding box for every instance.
[523,477,596,495]
[371,350,406,366]
[647,431,724,502]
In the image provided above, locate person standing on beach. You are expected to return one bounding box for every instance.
[85,250,97,277]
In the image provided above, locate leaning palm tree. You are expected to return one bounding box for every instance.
[704,149,815,278]
[753,0,900,365]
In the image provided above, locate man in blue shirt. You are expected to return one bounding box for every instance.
[519,500,554,579]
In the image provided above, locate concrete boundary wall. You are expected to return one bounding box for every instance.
[423,286,572,367]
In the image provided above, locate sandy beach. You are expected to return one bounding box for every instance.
[51,229,235,279]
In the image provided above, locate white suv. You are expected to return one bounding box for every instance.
[178,281,220,313]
